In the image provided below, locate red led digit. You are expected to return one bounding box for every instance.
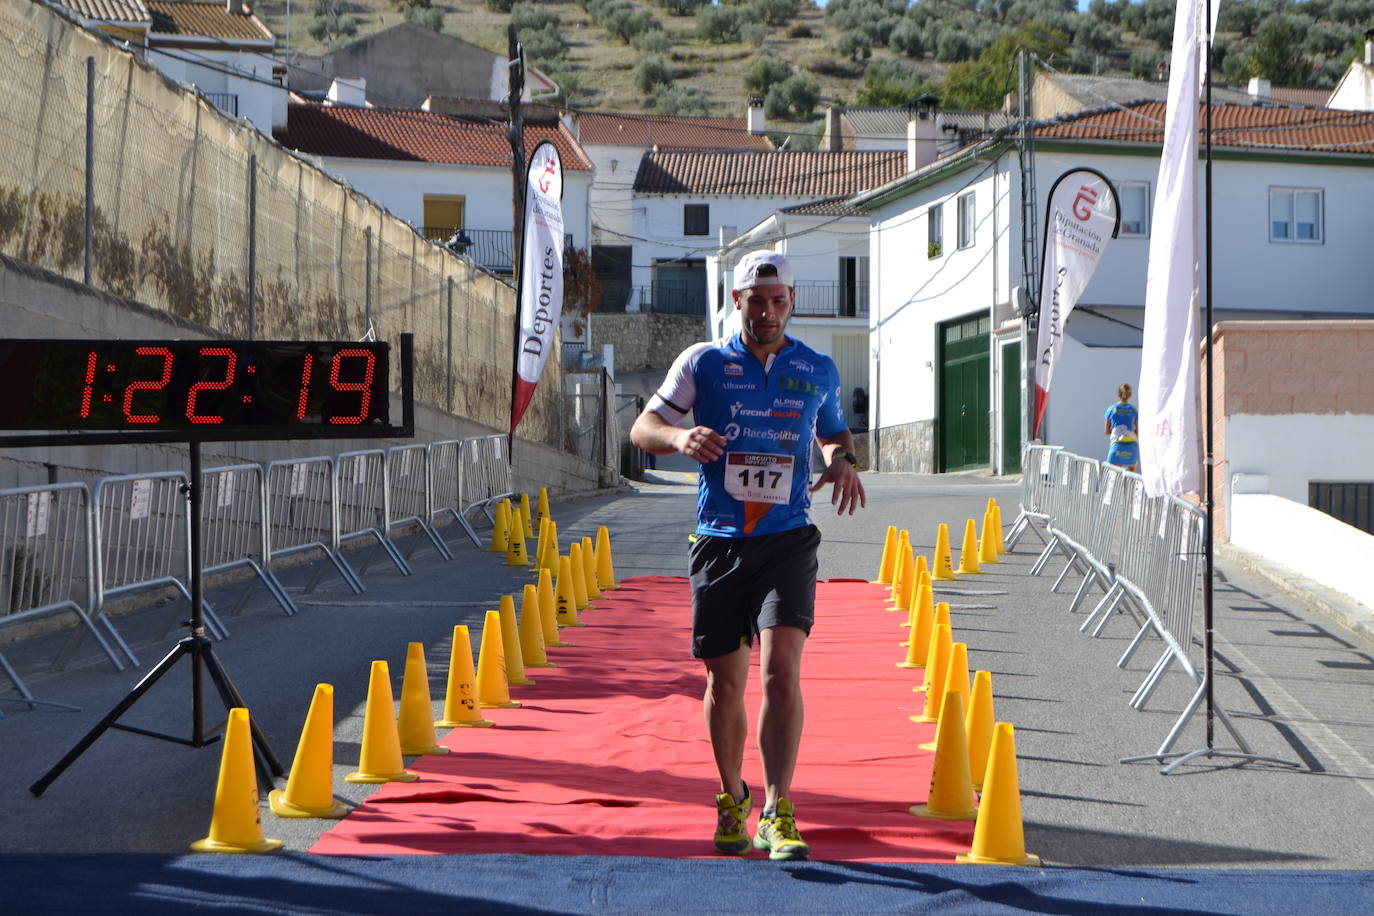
[80,351,97,419]
[296,353,313,420]
[185,347,238,424]
[327,348,375,425]
[123,346,173,424]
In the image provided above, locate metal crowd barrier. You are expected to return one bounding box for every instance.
[200,464,297,618]
[1,431,519,698]
[1014,447,1252,762]
[265,456,363,595]
[385,444,453,563]
[456,434,514,547]
[336,449,412,578]
[1005,444,1061,551]
[92,471,226,667]
[0,483,120,713]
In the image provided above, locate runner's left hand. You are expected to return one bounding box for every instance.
[811,459,865,515]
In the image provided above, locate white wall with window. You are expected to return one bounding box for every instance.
[864,157,1013,434]
[146,48,287,133]
[1269,187,1322,243]
[632,193,820,312]
[295,156,592,255]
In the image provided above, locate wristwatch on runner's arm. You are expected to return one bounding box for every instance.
[831,450,858,468]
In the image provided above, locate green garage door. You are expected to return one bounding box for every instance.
[1002,341,1022,474]
[938,314,991,472]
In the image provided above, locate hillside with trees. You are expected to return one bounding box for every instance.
[254,0,1374,145]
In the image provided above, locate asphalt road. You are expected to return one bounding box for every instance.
[2,471,1373,869]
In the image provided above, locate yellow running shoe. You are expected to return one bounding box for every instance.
[713,785,752,855]
[753,798,810,861]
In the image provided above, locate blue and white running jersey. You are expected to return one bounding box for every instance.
[648,333,848,538]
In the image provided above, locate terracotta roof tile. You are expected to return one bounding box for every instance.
[58,0,149,23]
[145,1,272,40]
[633,150,907,196]
[277,103,593,170]
[575,112,773,151]
[1035,100,1374,154]
[780,196,867,217]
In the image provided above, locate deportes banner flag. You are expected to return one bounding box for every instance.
[1032,168,1120,437]
[510,140,565,436]
[1138,0,1207,497]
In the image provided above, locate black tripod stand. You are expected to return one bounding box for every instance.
[30,441,282,796]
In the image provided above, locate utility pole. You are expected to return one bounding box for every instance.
[1018,48,1039,445]
[507,25,526,277]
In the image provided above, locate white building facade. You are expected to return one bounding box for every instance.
[855,100,1374,475]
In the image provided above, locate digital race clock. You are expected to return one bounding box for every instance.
[0,338,413,444]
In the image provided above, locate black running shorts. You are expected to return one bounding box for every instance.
[688,524,821,659]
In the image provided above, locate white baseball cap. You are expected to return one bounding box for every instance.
[732,250,794,291]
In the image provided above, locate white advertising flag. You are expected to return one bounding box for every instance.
[1138,0,1205,497]
[510,140,565,436]
[1032,168,1120,438]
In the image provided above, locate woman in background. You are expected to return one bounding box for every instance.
[1104,383,1139,472]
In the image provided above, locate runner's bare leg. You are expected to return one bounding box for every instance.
[703,643,750,799]
[758,624,806,811]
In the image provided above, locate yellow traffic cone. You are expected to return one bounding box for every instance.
[436,624,492,728]
[520,583,554,668]
[909,689,977,821]
[875,525,898,584]
[269,684,349,819]
[538,567,571,646]
[476,610,520,709]
[979,510,1000,565]
[518,492,535,539]
[191,707,284,852]
[890,539,914,610]
[595,525,618,590]
[488,499,510,553]
[540,519,560,574]
[904,569,932,630]
[568,543,590,611]
[933,523,956,580]
[957,723,1041,865]
[555,555,584,627]
[499,593,534,686]
[581,535,602,600]
[536,486,551,526]
[957,519,982,575]
[346,661,419,783]
[992,503,1006,555]
[913,553,929,591]
[897,603,925,669]
[912,623,952,722]
[533,517,550,577]
[914,602,952,693]
[920,642,970,751]
[398,642,448,756]
[966,670,996,791]
[900,579,935,671]
[504,521,530,567]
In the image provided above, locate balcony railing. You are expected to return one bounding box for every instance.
[204,92,238,117]
[421,227,574,274]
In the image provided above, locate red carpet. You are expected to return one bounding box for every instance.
[311,576,975,861]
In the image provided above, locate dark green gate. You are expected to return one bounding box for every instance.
[937,314,991,472]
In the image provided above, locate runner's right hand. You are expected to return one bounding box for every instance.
[674,426,726,463]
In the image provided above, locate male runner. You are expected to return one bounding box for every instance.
[630,250,866,860]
